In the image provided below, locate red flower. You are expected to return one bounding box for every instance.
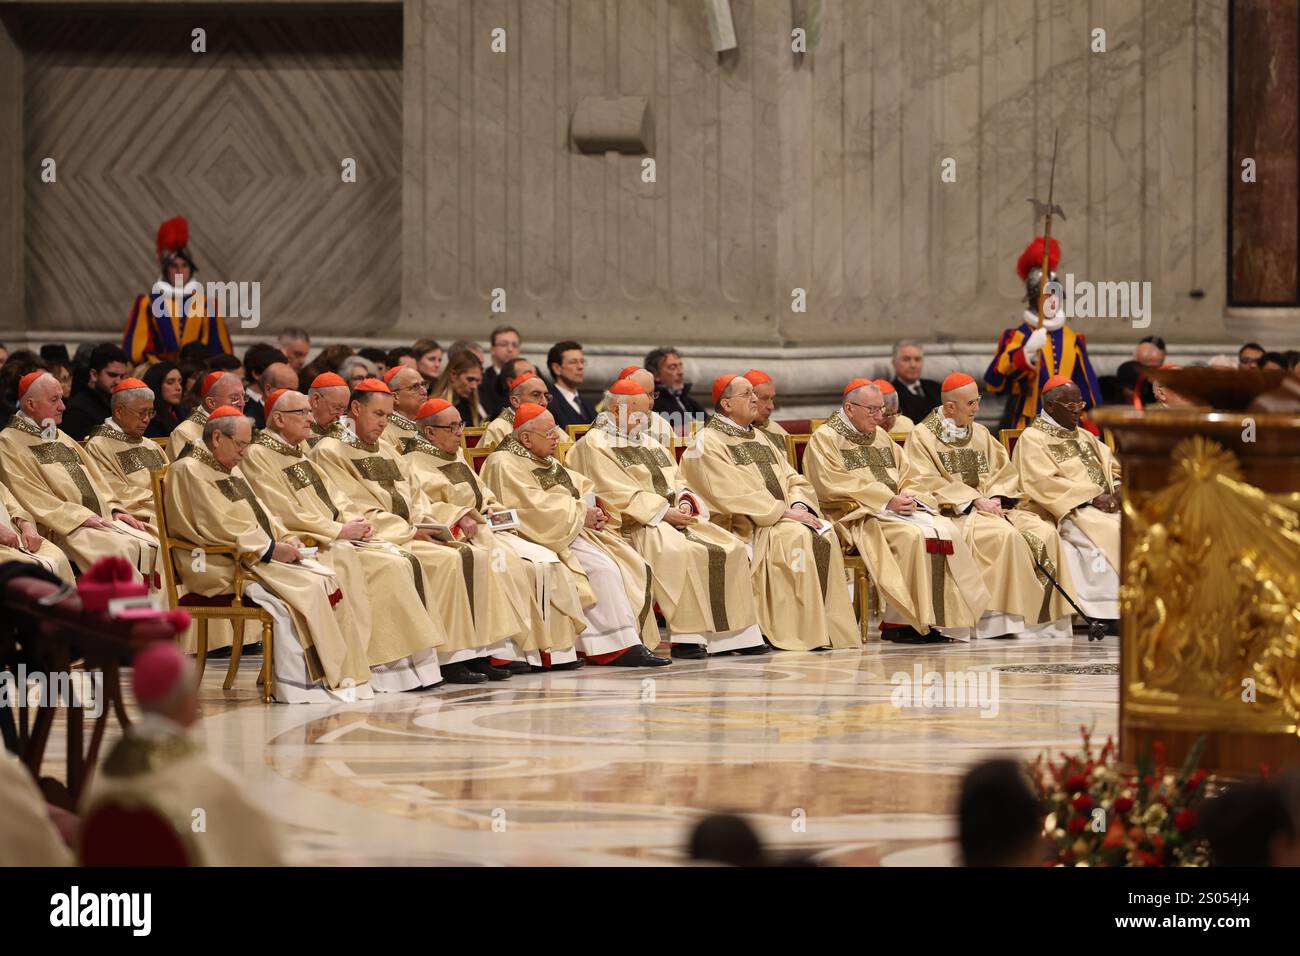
[1067,816,1088,834]
[1065,774,1089,793]
[1071,794,1093,812]
[1113,796,1134,814]
[1174,809,1198,833]
[1136,850,1160,866]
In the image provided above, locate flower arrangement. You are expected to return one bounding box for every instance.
[1026,726,1210,867]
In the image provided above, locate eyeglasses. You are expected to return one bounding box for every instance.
[124,406,156,420]
[277,408,312,418]
[222,436,252,452]
[1055,401,1087,412]
[393,382,429,394]
[846,401,886,416]
[430,421,464,432]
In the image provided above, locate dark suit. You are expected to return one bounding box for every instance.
[244,397,266,430]
[60,388,113,442]
[548,383,595,430]
[479,366,505,419]
[891,377,941,423]
[653,385,706,436]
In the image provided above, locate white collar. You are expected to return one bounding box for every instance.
[715,413,746,430]
[1041,409,1070,431]
[834,408,868,436]
[152,279,203,298]
[1023,308,1066,332]
[555,382,579,401]
[101,416,132,437]
[939,412,971,442]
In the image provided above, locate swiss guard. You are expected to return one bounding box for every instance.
[122,217,232,363]
[983,237,1103,433]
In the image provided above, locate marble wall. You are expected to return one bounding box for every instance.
[0,0,1246,353]
[402,0,1233,347]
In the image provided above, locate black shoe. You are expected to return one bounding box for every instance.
[610,644,671,667]
[466,658,511,680]
[545,658,586,671]
[496,660,531,675]
[671,643,707,659]
[810,645,832,652]
[887,626,929,644]
[206,645,232,659]
[733,642,772,656]
[441,661,489,684]
[988,632,1018,640]
[242,642,263,656]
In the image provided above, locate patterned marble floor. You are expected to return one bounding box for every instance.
[49,631,1119,866]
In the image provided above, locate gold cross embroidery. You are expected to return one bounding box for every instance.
[726,441,784,501]
[215,476,274,539]
[1047,440,1111,493]
[30,442,103,514]
[115,445,166,477]
[841,446,898,493]
[937,448,988,489]
[283,461,340,520]
[534,463,579,499]
[610,445,675,501]
[353,456,410,520]
[438,461,484,512]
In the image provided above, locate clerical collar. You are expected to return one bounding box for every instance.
[6,413,44,436]
[828,409,873,445]
[498,434,551,465]
[190,443,231,474]
[253,428,302,457]
[93,418,142,444]
[1032,412,1076,439]
[705,414,753,438]
[922,409,972,446]
[497,406,516,423]
[390,412,416,432]
[593,410,648,444]
[186,407,209,425]
[331,422,379,453]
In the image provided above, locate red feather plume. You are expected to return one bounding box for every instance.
[1016,235,1061,282]
[156,216,189,258]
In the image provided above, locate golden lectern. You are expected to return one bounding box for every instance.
[1093,369,1300,777]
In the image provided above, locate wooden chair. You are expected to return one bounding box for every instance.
[555,440,573,464]
[784,433,812,472]
[999,427,1024,455]
[888,431,910,445]
[461,425,487,449]
[467,445,493,473]
[150,467,275,703]
[819,499,873,644]
[566,423,593,442]
[808,418,826,432]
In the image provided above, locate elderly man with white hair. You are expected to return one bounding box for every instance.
[481,403,668,667]
[568,379,768,658]
[872,379,915,434]
[169,370,246,460]
[306,371,350,447]
[678,374,858,652]
[480,371,552,450]
[401,397,587,671]
[0,370,158,582]
[899,372,1075,639]
[163,405,374,702]
[238,387,446,689]
[84,377,169,532]
[804,379,990,644]
[604,366,677,447]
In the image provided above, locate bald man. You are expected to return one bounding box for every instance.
[596,367,679,448]
[378,365,430,453]
[246,361,299,429]
[804,380,989,643]
[899,373,1075,639]
[481,372,552,450]
[568,380,767,657]
[678,375,858,651]
[1011,378,1121,623]
[170,371,246,460]
[306,372,350,447]
[744,369,789,455]
[84,377,168,532]
[240,388,447,688]
[0,371,158,583]
[480,403,668,667]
